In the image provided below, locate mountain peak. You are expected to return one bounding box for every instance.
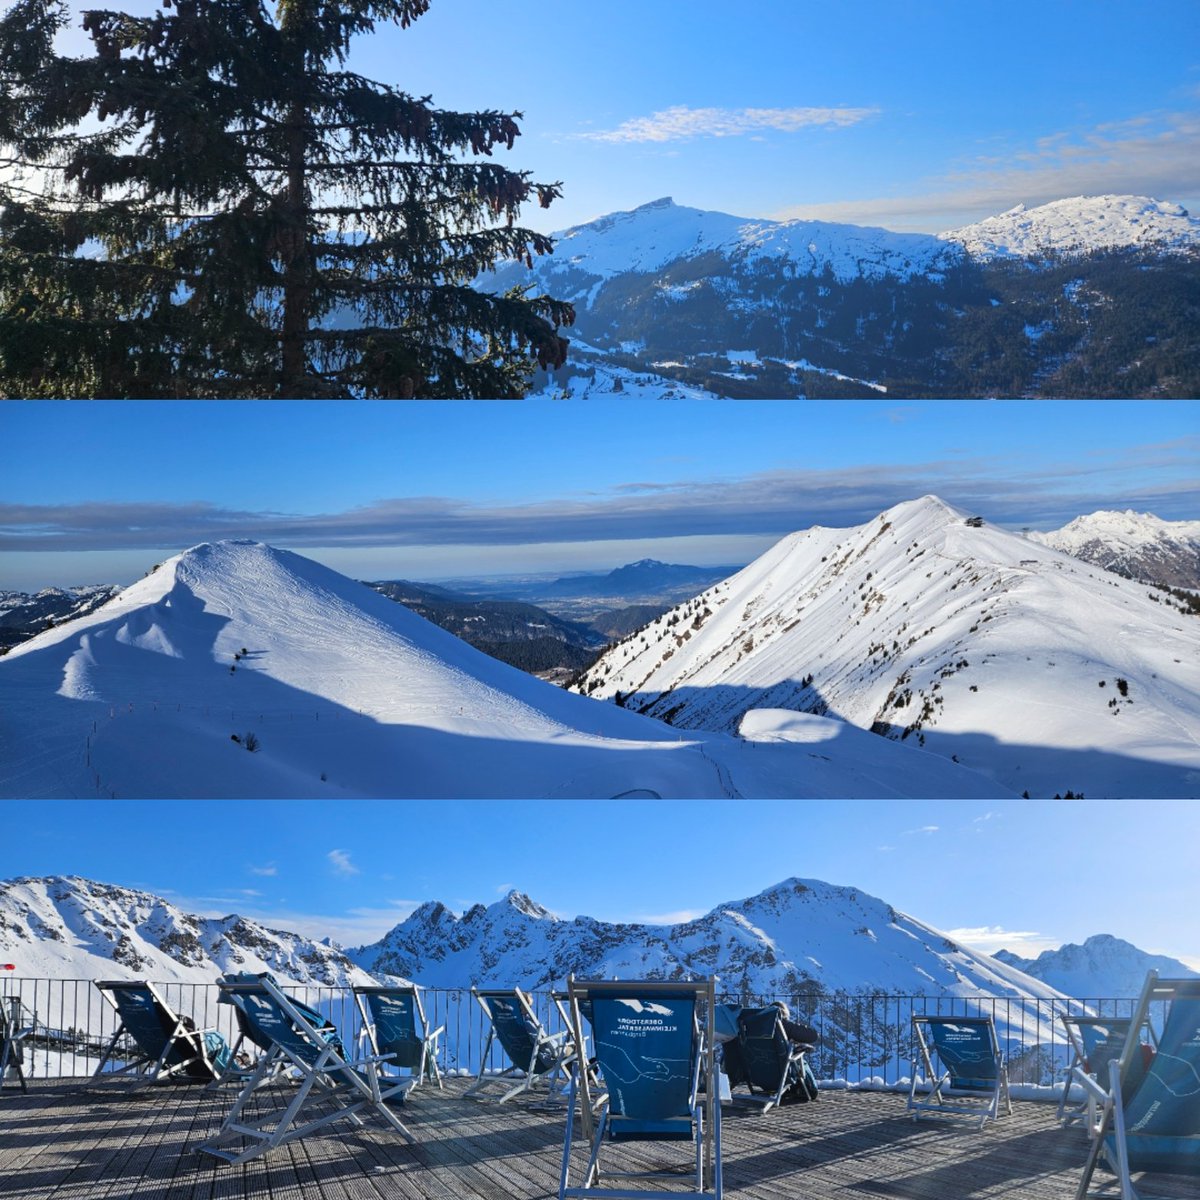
[1029,508,1200,588]
[504,889,555,920]
[635,197,675,212]
[942,194,1200,260]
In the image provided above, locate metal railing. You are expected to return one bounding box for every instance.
[0,977,1154,1087]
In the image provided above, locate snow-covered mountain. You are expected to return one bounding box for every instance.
[0,585,122,651]
[1028,510,1200,590]
[521,195,962,294]
[571,496,1200,799]
[0,875,369,987]
[995,935,1198,1000]
[941,196,1200,261]
[352,877,1057,1002]
[488,194,1200,399]
[0,539,1006,799]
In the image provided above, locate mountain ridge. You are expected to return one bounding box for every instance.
[0,538,1008,799]
[571,496,1200,797]
[1028,510,1200,590]
[485,193,1200,399]
[994,934,1198,998]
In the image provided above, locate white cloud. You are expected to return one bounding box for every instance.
[327,849,359,877]
[773,110,1200,232]
[627,908,706,925]
[905,825,939,835]
[249,863,278,876]
[580,105,878,144]
[944,925,1060,957]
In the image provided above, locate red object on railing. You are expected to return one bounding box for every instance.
[0,964,14,970]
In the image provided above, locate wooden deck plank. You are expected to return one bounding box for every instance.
[1,1078,1195,1200]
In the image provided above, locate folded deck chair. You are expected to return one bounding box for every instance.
[92,980,230,1087]
[559,976,722,1200]
[907,1014,1011,1129]
[198,975,414,1165]
[1057,1015,1145,1129]
[354,984,444,1091]
[465,987,576,1103]
[724,1005,814,1114]
[1076,972,1200,1200]
[1,997,35,1094]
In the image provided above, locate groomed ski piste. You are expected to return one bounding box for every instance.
[0,540,1007,800]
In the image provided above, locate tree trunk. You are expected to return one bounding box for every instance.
[279,81,310,393]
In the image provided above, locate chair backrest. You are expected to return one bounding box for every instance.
[219,977,344,1067]
[1063,1015,1135,1074]
[476,989,558,1074]
[918,1016,1000,1090]
[737,1006,791,1091]
[580,982,705,1135]
[96,979,226,1079]
[1119,978,1200,1159]
[99,981,180,1053]
[355,987,425,1070]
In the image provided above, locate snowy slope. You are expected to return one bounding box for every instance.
[0,875,370,987]
[572,497,1200,798]
[496,194,1199,314]
[492,196,962,308]
[995,935,1198,999]
[1028,510,1200,589]
[0,540,1006,799]
[941,196,1200,260]
[352,877,1061,1001]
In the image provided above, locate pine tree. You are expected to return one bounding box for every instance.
[0,0,573,397]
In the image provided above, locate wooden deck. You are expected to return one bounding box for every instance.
[0,1077,1189,1200]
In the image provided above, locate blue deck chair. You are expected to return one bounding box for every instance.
[198,975,414,1165]
[466,987,577,1103]
[559,976,722,1200]
[353,984,444,1091]
[1,997,35,1094]
[1076,972,1200,1200]
[908,1014,1011,1129]
[92,980,230,1087]
[724,1005,814,1114]
[211,970,334,1088]
[1057,1015,1147,1129]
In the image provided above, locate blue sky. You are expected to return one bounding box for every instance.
[2,399,1197,590]
[5,798,1198,969]
[51,0,1200,235]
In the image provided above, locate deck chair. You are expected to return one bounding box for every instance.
[198,975,414,1165]
[724,1005,814,1114]
[465,987,576,1103]
[1,997,35,1093]
[92,980,230,1087]
[354,984,444,1091]
[559,976,722,1200]
[908,1014,1011,1129]
[1058,1015,1146,1129]
[1076,973,1200,1200]
[211,970,332,1088]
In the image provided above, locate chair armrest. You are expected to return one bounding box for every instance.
[1071,1065,1109,1104]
